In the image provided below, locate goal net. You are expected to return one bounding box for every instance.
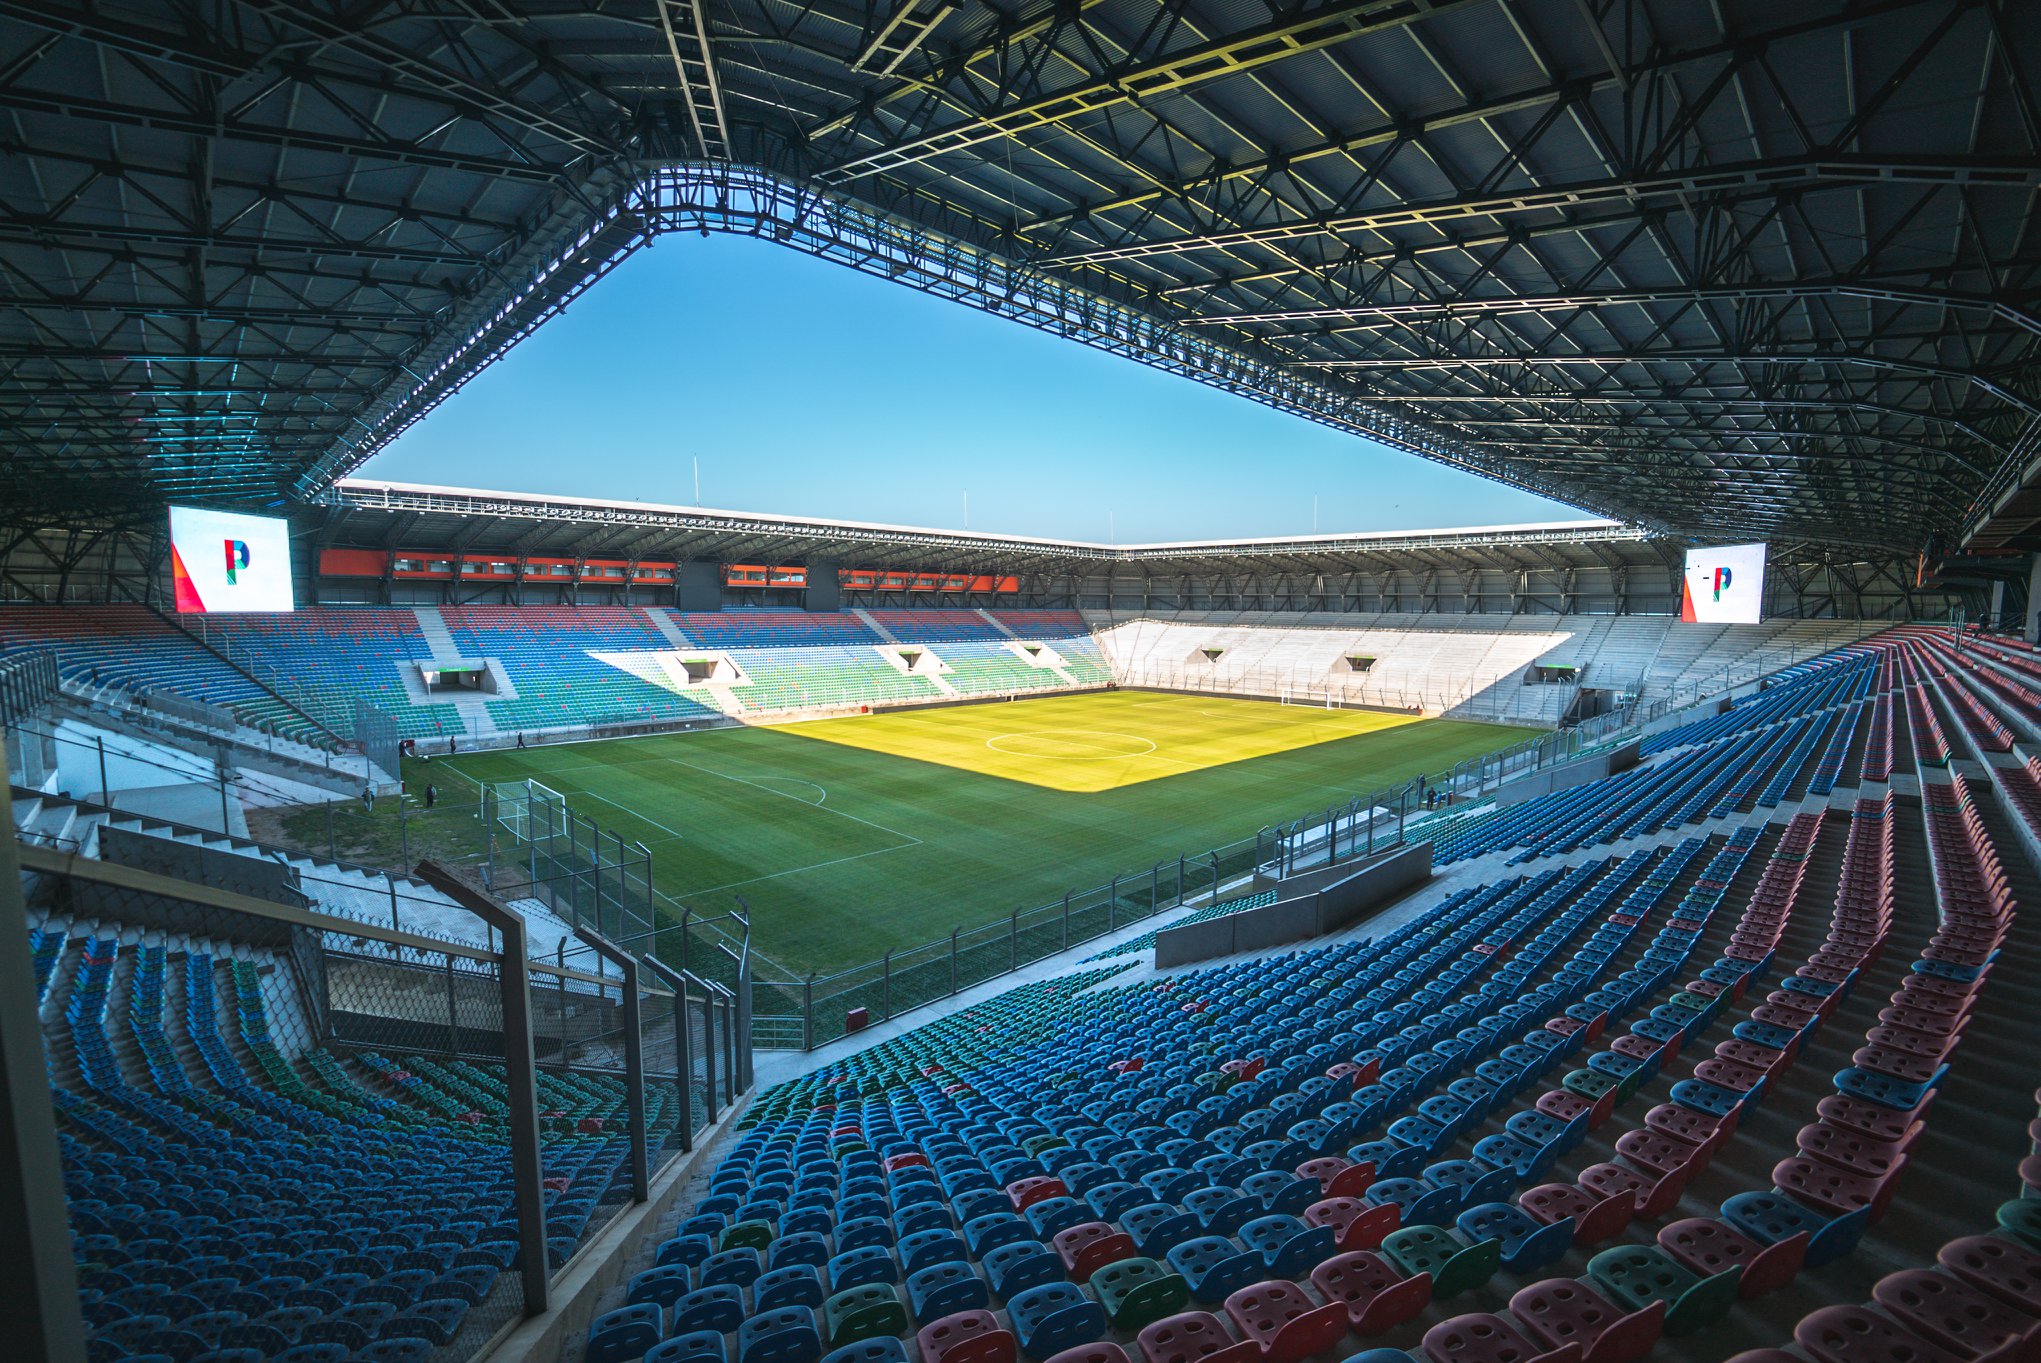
[493,778,565,844]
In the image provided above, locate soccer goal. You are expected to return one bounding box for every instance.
[493,778,566,844]
[1279,688,1336,709]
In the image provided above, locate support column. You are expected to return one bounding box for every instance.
[0,815,88,1362]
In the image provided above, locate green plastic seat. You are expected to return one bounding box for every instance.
[1379,1226,1500,1299]
[1024,1134,1070,1156]
[1091,1257,1189,1330]
[1997,1199,2041,1249]
[723,1220,775,1251]
[824,1284,909,1346]
[1587,1244,1741,1336]
[1563,1069,1620,1102]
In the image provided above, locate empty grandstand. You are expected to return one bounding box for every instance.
[6,2,2041,1362]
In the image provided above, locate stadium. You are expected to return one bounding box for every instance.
[3,2,2041,1363]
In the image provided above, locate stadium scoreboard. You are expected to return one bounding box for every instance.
[1680,543,1768,624]
[170,505,296,612]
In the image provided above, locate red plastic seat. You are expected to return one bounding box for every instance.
[1422,1311,1583,1363]
[1008,1177,1071,1212]
[1796,1122,1916,1178]
[1136,1312,1259,1363]
[1520,1184,1632,1246]
[1862,1025,1958,1061]
[1537,1091,1599,1128]
[1872,1268,2041,1360]
[1655,1218,1806,1299]
[1053,1221,1137,1282]
[1712,1038,1790,1076]
[1309,1250,1432,1335]
[1692,1057,1770,1093]
[1644,1103,1729,1147]
[1296,1158,1372,1199]
[1751,1001,1821,1033]
[1853,1045,1940,1085]
[1508,1276,1665,1363]
[1772,1154,1906,1222]
[1793,1304,1965,1363]
[1613,1130,1707,1181]
[1303,1196,1397,1251]
[1609,1035,1663,1066]
[1221,1280,1348,1362]
[1577,1163,1686,1220]
[917,1311,1019,1363]
[1817,1092,1933,1142]
[1939,1235,2041,1309]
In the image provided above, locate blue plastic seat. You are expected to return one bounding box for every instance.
[738,1306,823,1363]
[1006,1282,1107,1361]
[674,1284,746,1335]
[1165,1236,1263,1304]
[700,1248,763,1288]
[1239,1214,1334,1278]
[906,1261,990,1325]
[826,1246,900,1290]
[982,1241,1061,1300]
[587,1305,665,1363]
[757,1265,827,1311]
[656,1234,715,1270]
[897,1229,968,1275]
[628,1265,693,1310]
[815,1338,910,1363]
[1454,1202,1572,1274]
[646,1332,729,1363]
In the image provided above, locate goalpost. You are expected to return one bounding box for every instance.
[493,778,566,844]
[1279,687,1335,709]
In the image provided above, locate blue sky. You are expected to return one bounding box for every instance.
[362,235,1589,542]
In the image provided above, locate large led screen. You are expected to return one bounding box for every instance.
[169,506,295,613]
[1679,542,1767,624]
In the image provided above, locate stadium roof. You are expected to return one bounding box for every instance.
[4,1,2039,556]
[323,477,1878,581]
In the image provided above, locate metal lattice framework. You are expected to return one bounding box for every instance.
[3,1,2038,554]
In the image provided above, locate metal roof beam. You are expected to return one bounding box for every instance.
[819,0,1484,184]
[1051,154,2041,265]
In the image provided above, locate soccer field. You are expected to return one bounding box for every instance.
[425,692,1534,974]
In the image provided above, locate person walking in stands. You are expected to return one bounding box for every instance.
[425,784,437,809]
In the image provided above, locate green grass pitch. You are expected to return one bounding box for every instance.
[428,691,1534,975]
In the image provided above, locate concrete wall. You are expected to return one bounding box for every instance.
[1490,739,1643,807]
[1155,841,1432,967]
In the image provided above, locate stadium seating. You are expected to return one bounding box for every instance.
[0,604,324,743]
[575,623,2037,1363]
[16,609,2041,1363]
[440,606,721,732]
[0,605,1116,742]
[40,925,665,1362]
[203,608,471,737]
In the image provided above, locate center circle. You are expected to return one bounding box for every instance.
[985,730,1157,760]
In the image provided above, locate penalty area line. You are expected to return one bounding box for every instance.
[578,790,686,840]
[676,842,920,897]
[661,756,923,848]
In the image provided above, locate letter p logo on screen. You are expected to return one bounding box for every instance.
[1712,565,1732,601]
[223,538,251,585]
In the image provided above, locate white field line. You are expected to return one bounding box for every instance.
[660,756,923,848]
